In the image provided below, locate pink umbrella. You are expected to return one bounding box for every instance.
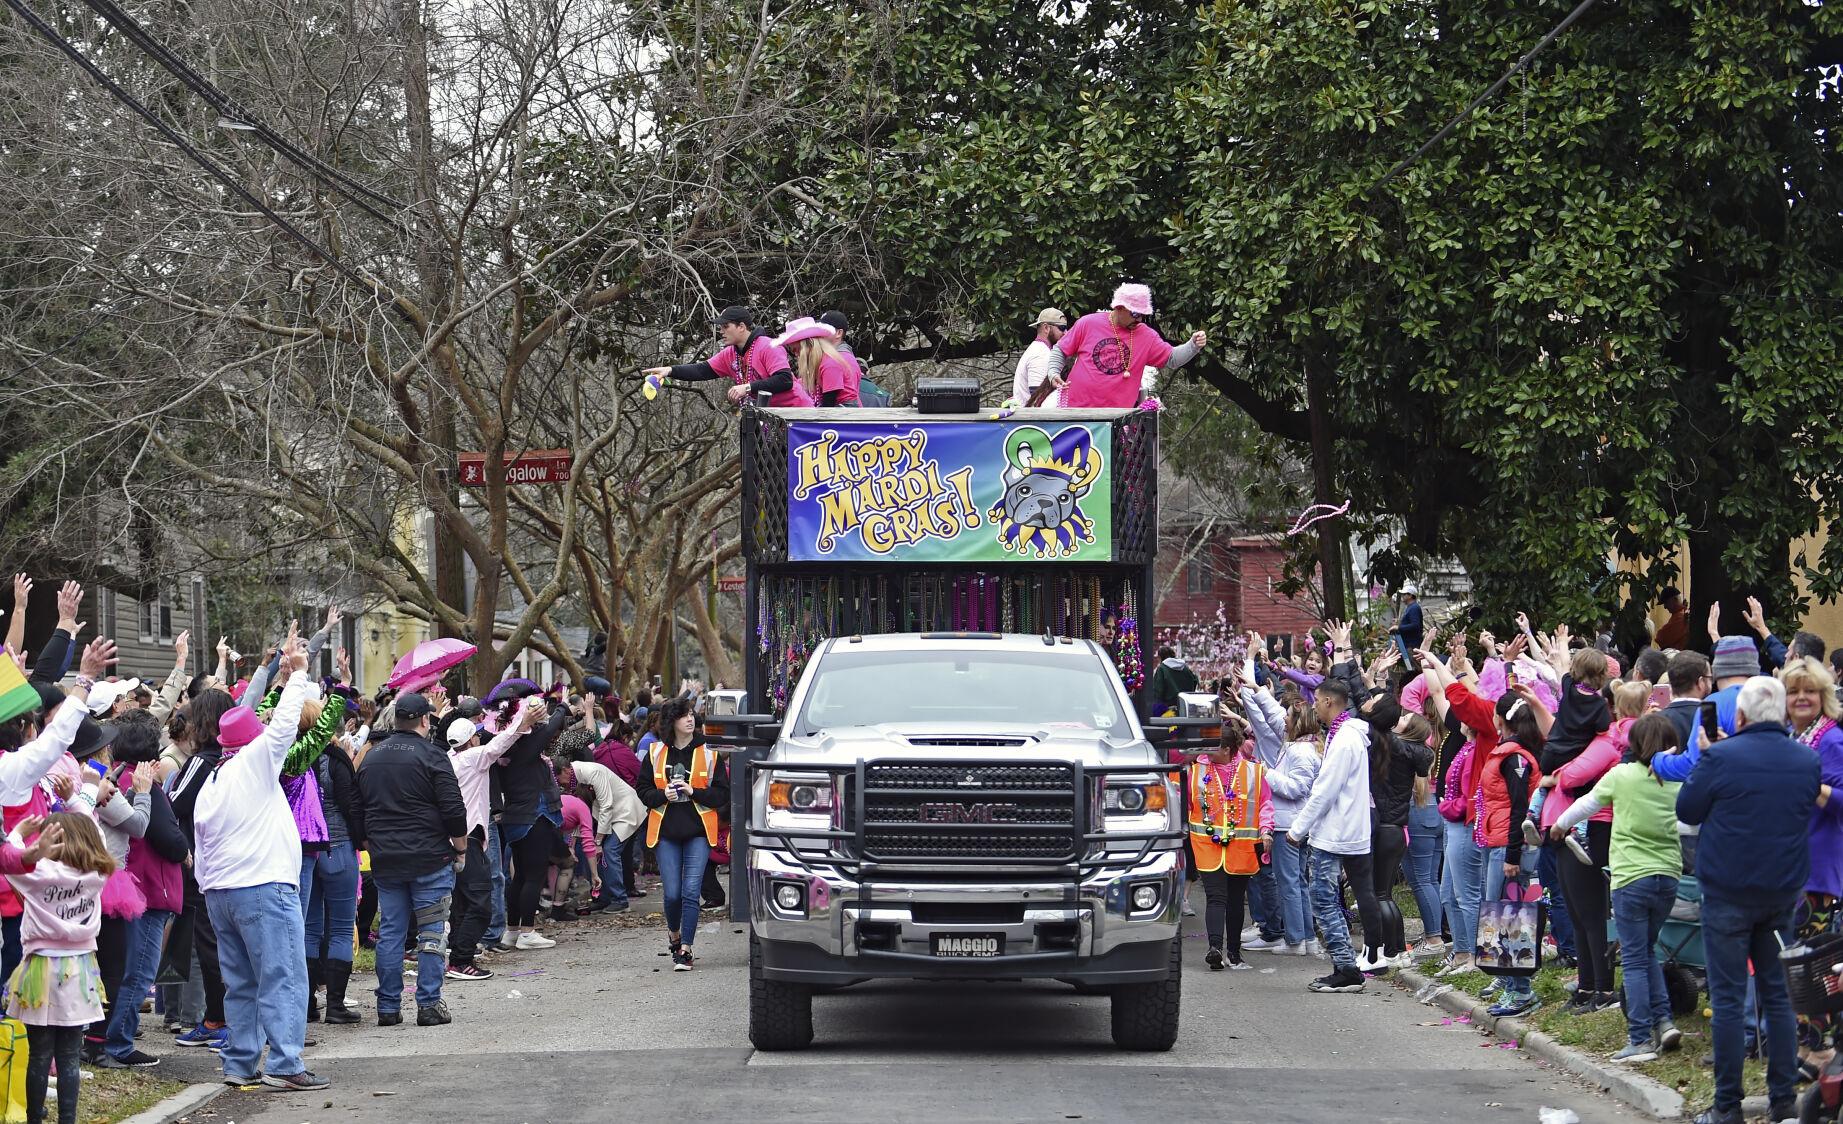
[385,638,477,692]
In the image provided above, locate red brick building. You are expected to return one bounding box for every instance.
[1155,533,1322,656]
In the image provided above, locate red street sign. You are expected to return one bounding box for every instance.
[457,450,572,486]
[716,576,745,593]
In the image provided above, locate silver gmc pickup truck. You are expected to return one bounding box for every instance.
[743,632,1185,1051]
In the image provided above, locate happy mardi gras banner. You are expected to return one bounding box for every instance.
[786,421,1114,563]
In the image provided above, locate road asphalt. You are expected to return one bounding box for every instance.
[145,886,1642,1124]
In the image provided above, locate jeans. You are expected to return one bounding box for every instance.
[1484,846,1533,999]
[1271,834,1312,944]
[1405,803,1445,943]
[483,821,507,945]
[1249,857,1280,940]
[104,908,175,1061]
[304,842,359,964]
[1441,821,1486,959]
[1308,846,1357,971]
[1702,890,1799,1112]
[205,882,308,1079]
[1537,844,1577,959]
[655,835,712,946]
[596,835,629,906]
[373,865,456,1013]
[1612,875,1678,1046]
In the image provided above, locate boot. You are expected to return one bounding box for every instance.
[322,961,359,1025]
[306,957,322,1023]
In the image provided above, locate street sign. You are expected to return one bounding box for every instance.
[457,450,572,486]
[716,576,745,593]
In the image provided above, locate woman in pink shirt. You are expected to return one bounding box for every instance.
[640,305,814,409]
[552,792,599,919]
[1045,284,1207,408]
[776,317,859,406]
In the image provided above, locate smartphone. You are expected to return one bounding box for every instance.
[1700,701,1722,743]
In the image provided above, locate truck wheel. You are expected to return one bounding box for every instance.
[1109,937,1181,1051]
[749,933,814,1050]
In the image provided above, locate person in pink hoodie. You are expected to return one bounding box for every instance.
[4,813,113,1124]
[1537,679,1649,1013]
[552,792,599,920]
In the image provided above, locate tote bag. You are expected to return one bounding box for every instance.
[1476,882,1546,978]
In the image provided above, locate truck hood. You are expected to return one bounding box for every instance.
[777,721,1153,763]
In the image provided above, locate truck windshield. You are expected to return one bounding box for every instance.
[794,647,1134,738]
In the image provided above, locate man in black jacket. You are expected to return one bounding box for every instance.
[356,693,468,1027]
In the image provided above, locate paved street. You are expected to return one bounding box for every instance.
[151,889,1640,1124]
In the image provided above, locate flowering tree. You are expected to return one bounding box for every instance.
[1157,606,1249,690]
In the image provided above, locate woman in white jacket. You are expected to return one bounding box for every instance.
[1286,677,1374,994]
[1240,660,1321,954]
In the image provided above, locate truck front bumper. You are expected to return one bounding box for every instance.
[748,846,1183,986]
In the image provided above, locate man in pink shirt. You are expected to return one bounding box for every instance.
[640,305,814,408]
[1046,283,1207,408]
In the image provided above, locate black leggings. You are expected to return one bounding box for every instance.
[1371,813,1407,897]
[1199,870,1252,959]
[1557,820,1615,993]
[1341,850,1384,956]
[26,1024,82,1124]
[90,916,127,1043]
[508,817,561,928]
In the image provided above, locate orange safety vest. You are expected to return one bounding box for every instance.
[1187,757,1265,875]
[645,743,721,847]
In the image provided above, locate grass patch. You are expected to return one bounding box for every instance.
[78,1068,189,1123]
[354,944,375,973]
[1435,962,1765,1107]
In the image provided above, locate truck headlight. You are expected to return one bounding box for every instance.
[773,882,806,912]
[1102,782,1167,814]
[1131,884,1160,911]
[768,775,836,813]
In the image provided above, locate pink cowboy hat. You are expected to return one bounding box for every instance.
[217,706,264,748]
[773,316,837,350]
[1111,283,1155,317]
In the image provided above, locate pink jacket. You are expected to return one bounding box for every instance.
[1539,717,1628,828]
[5,849,106,957]
[560,794,598,863]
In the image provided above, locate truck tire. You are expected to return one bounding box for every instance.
[1109,937,1182,1051]
[749,933,814,1050]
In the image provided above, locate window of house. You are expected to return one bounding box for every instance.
[1185,554,1210,596]
[139,589,175,643]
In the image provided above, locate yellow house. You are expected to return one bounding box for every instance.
[1623,528,1842,651]
[355,508,435,694]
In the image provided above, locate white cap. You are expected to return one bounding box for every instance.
[87,678,142,715]
[444,716,478,748]
[1400,581,1420,597]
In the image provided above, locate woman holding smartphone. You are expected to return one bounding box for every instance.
[636,699,729,971]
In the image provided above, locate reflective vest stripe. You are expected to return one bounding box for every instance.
[645,744,720,847]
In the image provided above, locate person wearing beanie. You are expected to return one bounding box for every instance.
[1708,633,1765,736]
[1043,284,1208,408]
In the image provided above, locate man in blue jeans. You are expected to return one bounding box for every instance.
[192,626,329,1090]
[357,691,470,1027]
[1676,675,1821,1124]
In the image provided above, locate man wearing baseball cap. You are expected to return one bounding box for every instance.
[638,305,814,409]
[1011,308,1068,407]
[1045,283,1207,408]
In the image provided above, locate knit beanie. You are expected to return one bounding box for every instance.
[1710,635,1760,681]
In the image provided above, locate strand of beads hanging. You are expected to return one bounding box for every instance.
[1798,716,1838,749]
[1323,708,1353,749]
[1116,608,1144,692]
[1196,758,1246,845]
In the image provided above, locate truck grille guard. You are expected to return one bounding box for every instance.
[746,757,1185,883]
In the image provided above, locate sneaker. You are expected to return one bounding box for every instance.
[1308,967,1366,993]
[416,1001,452,1026]
[222,1073,259,1087]
[1488,993,1539,1018]
[446,962,494,981]
[514,932,556,950]
[1358,947,1389,974]
[1283,941,1311,955]
[603,899,631,913]
[1304,939,1327,959]
[1612,1041,1659,1064]
[1242,936,1284,952]
[1565,833,1593,865]
[96,1049,159,1069]
[1769,1098,1798,1124]
[672,948,694,972]
[175,1023,227,1049]
[1479,978,1502,1001]
[1656,1020,1683,1052]
[1239,925,1262,942]
[262,1070,331,1091]
[1435,956,1474,978]
[1227,959,1253,971]
[1205,948,1225,971]
[1585,990,1621,1012]
[377,1011,402,1027]
[1181,900,1196,918]
[1521,818,1543,849]
[629,888,648,898]
[490,939,518,953]
[1690,1107,1743,1124]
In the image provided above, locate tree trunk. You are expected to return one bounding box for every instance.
[686,588,740,686]
[1304,341,1348,619]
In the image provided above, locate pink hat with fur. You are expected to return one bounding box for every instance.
[1111,283,1155,317]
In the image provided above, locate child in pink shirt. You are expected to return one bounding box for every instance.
[551,793,599,917]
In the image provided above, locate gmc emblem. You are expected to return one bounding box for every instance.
[918,802,1019,824]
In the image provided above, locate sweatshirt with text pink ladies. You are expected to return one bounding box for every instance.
[1,838,106,957]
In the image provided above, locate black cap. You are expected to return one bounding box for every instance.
[455,696,483,719]
[33,682,66,716]
[395,692,434,719]
[818,310,848,334]
[712,305,754,328]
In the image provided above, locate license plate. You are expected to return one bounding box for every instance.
[931,933,1003,958]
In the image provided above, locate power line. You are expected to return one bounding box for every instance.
[3,0,382,293]
[1370,0,1606,194]
[75,0,411,224]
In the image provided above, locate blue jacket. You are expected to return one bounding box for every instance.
[1676,722,1821,900]
[1652,699,1705,782]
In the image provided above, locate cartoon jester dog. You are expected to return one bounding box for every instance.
[987,425,1103,557]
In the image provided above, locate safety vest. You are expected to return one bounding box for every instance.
[645,743,720,847]
[1188,757,1265,875]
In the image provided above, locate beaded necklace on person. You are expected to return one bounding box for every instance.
[1324,708,1353,748]
[1797,715,1838,749]
[1195,755,1247,845]
[1109,319,1134,379]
